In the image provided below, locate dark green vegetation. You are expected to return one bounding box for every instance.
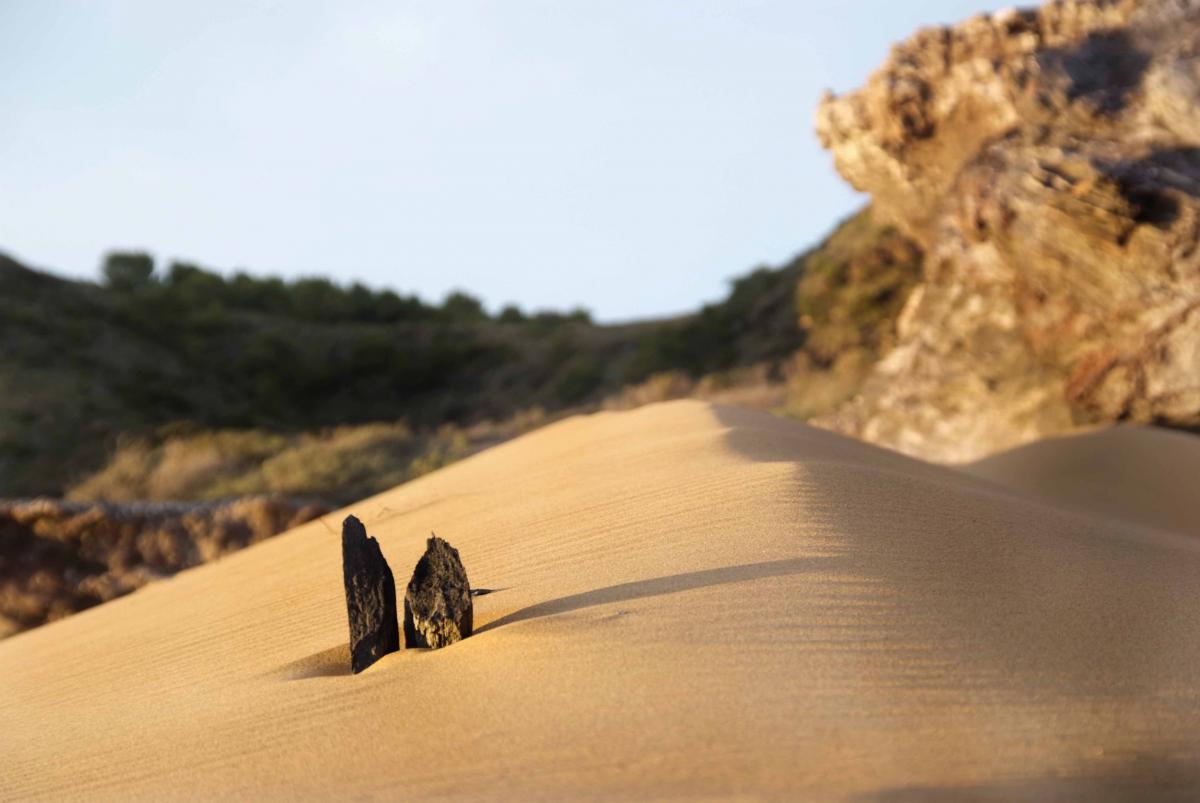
[0,207,921,500]
[783,207,924,419]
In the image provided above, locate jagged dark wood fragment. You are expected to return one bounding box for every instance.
[342,515,400,673]
[404,535,473,649]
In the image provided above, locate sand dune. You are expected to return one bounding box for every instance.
[3,401,1200,800]
[962,425,1200,537]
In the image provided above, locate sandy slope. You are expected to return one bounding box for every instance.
[962,425,1200,537]
[2,401,1200,801]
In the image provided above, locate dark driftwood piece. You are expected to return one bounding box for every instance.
[404,535,473,649]
[341,515,400,673]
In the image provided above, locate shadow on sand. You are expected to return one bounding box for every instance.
[278,644,353,680]
[858,754,1200,803]
[476,556,840,634]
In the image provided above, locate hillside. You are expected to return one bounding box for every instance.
[0,207,920,500]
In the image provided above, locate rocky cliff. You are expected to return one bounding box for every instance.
[817,0,1200,460]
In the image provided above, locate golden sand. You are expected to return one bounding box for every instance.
[2,402,1198,800]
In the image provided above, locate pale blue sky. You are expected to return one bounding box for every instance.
[1,1,1008,321]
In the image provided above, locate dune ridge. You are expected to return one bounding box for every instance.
[963,425,1200,538]
[2,401,1199,800]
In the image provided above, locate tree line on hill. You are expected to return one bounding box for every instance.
[0,207,921,498]
[100,251,593,327]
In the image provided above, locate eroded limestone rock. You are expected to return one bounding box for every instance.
[815,0,1200,461]
[0,497,328,639]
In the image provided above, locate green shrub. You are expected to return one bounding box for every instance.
[440,291,489,323]
[498,304,526,324]
[102,252,155,291]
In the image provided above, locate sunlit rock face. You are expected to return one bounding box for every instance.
[816,0,1200,461]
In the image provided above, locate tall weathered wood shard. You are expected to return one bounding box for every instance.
[404,535,473,649]
[341,515,400,673]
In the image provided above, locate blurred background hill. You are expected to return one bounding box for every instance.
[0,207,920,504]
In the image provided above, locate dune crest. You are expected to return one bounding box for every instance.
[963,425,1200,537]
[2,401,1199,800]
